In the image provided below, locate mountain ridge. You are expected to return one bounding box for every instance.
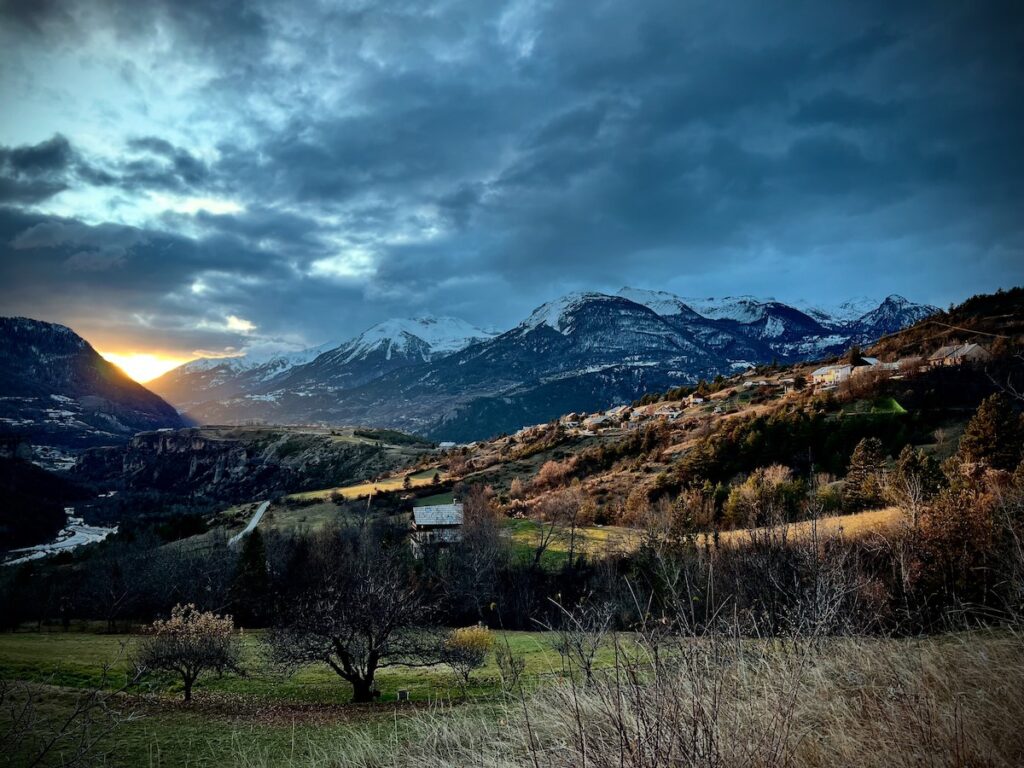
[151,291,936,441]
[0,317,186,452]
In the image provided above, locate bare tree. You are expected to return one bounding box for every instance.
[494,639,527,693]
[135,604,243,702]
[442,485,507,619]
[885,470,926,529]
[550,597,614,684]
[267,532,438,702]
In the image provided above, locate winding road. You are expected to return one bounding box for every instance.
[228,500,270,546]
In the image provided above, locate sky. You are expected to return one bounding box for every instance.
[0,0,1022,379]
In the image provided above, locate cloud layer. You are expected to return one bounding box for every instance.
[1,0,1021,356]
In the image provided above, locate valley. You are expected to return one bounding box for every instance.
[2,287,1022,768]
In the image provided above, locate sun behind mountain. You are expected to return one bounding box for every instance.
[100,352,193,383]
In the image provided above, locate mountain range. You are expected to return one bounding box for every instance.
[147,290,936,441]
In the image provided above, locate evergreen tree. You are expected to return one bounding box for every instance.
[958,394,1024,471]
[845,437,886,510]
[894,445,942,498]
[230,528,270,627]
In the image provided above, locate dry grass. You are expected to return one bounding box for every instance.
[717,506,904,543]
[232,630,1024,768]
[509,507,905,562]
[290,469,444,502]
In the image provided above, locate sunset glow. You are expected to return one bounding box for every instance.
[100,352,191,383]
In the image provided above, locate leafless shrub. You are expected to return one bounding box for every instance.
[548,597,614,685]
[494,640,527,693]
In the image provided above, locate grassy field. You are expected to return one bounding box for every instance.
[413,491,455,507]
[214,470,449,536]
[0,629,574,767]
[290,468,443,502]
[4,626,1018,768]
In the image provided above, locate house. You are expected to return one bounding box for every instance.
[583,413,612,429]
[606,405,631,418]
[850,357,887,377]
[657,404,683,418]
[410,502,464,555]
[928,342,992,368]
[812,364,852,389]
[684,394,705,406]
[813,355,884,389]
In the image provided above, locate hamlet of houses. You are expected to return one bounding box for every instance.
[510,341,993,442]
[812,341,991,390]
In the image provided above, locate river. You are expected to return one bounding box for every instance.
[3,507,118,566]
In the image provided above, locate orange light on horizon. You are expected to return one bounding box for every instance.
[99,352,192,383]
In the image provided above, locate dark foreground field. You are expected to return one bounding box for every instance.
[2,626,1022,767]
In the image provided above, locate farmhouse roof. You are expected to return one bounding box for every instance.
[413,503,464,527]
[928,342,990,362]
[812,364,848,376]
[928,344,959,361]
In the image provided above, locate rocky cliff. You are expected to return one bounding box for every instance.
[78,426,427,502]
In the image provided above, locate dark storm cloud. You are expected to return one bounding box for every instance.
[122,137,210,189]
[0,135,74,203]
[0,0,1022,352]
[0,133,211,204]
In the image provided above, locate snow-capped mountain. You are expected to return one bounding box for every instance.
[0,317,185,448]
[150,316,497,417]
[335,316,497,362]
[266,316,499,394]
[620,288,938,359]
[149,340,339,408]
[150,291,937,441]
[844,295,939,344]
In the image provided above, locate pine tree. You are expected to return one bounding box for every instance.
[230,528,270,627]
[845,437,886,511]
[958,394,1024,471]
[894,445,942,497]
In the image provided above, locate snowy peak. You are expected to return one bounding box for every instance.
[616,288,701,319]
[177,339,339,376]
[340,316,498,363]
[847,295,938,340]
[678,295,769,323]
[521,293,626,334]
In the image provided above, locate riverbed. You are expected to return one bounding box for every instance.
[3,507,117,566]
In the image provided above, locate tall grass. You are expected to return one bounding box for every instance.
[230,494,1024,768]
[230,629,1024,768]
